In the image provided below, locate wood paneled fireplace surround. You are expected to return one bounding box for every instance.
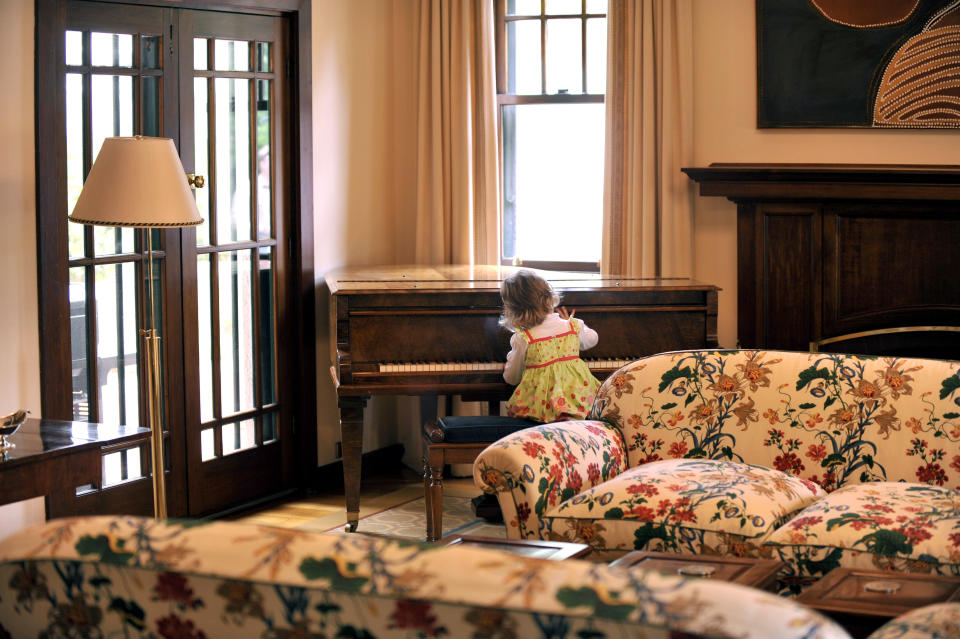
[682,164,960,359]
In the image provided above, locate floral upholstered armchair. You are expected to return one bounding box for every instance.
[474,350,960,588]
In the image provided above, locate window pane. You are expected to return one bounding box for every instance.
[197,253,214,422]
[70,268,89,421]
[215,77,252,243]
[509,0,541,15]
[509,19,542,94]
[142,36,160,69]
[256,79,272,240]
[194,78,211,246]
[194,38,208,70]
[66,73,84,260]
[103,446,143,486]
[91,75,133,147]
[95,262,140,427]
[143,76,161,136]
[546,0,581,15]
[222,418,256,455]
[501,103,604,263]
[259,247,276,405]
[262,412,277,443]
[201,427,215,461]
[66,30,82,66]
[545,18,582,94]
[91,74,135,256]
[586,18,607,94]
[91,32,133,67]
[586,0,607,12]
[256,42,271,72]
[214,39,250,71]
[218,250,255,417]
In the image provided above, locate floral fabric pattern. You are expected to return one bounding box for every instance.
[0,515,851,639]
[541,459,823,553]
[475,350,960,583]
[590,350,960,490]
[868,603,960,639]
[766,482,960,590]
[474,420,626,539]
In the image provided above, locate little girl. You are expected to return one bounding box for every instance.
[500,269,600,422]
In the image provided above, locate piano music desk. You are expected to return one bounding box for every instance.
[327,265,719,535]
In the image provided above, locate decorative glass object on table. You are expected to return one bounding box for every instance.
[0,409,29,451]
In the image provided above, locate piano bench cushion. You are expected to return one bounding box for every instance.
[435,415,541,444]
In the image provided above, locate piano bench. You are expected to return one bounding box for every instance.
[422,415,538,542]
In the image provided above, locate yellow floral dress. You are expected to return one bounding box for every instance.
[505,320,600,422]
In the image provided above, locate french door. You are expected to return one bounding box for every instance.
[179,10,293,514]
[36,0,306,517]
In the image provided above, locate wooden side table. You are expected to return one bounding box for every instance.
[0,418,151,509]
[440,534,591,560]
[610,551,783,592]
[797,568,960,639]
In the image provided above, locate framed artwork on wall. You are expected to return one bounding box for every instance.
[757,0,960,128]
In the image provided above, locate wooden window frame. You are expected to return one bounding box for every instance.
[495,0,606,273]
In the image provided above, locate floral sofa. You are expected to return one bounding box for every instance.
[474,350,960,590]
[0,515,873,639]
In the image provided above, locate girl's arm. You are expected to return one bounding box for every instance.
[503,332,527,385]
[577,319,598,350]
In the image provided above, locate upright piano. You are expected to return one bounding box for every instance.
[326,265,719,532]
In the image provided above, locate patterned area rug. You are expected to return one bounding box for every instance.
[307,494,507,541]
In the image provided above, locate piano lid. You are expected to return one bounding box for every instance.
[325,264,716,295]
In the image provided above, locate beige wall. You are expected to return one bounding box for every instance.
[312,0,423,467]
[690,0,960,348]
[0,0,44,537]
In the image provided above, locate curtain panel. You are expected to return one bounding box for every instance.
[602,0,694,278]
[413,0,500,265]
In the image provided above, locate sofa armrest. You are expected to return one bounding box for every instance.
[473,419,627,539]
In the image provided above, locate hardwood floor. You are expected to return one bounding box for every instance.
[229,463,481,531]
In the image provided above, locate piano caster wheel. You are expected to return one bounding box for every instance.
[345,521,358,533]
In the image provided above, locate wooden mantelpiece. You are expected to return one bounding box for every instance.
[682,163,960,356]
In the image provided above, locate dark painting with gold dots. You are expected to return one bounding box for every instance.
[757,0,960,128]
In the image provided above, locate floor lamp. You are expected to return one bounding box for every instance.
[68,136,203,518]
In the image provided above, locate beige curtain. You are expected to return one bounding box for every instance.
[413,0,500,265]
[602,0,694,278]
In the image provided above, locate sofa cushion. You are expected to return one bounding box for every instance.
[540,458,824,555]
[766,482,960,590]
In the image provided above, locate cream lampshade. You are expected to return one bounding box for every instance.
[68,136,203,228]
[68,135,203,518]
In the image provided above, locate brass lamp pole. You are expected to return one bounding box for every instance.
[68,136,203,518]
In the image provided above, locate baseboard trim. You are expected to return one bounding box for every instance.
[307,443,406,493]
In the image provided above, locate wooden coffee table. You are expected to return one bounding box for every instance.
[439,534,591,560]
[797,568,960,639]
[610,551,783,591]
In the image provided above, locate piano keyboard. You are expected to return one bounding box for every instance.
[378,358,638,373]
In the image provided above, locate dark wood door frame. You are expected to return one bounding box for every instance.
[34,0,315,517]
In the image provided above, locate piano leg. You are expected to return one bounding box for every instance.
[420,396,440,541]
[338,396,368,533]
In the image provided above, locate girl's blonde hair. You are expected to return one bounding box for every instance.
[500,269,560,330]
